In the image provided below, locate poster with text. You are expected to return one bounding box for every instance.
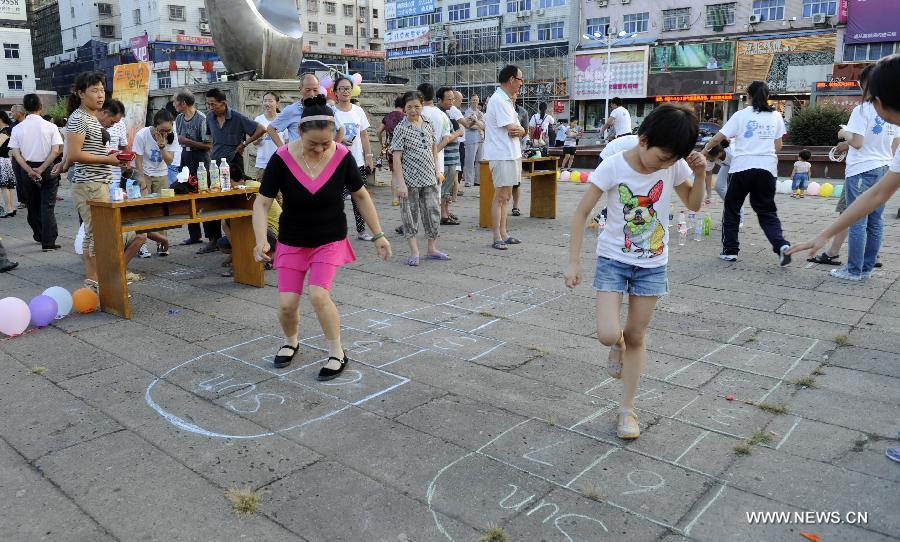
[112,62,152,152]
[733,33,836,93]
[845,0,899,43]
[0,0,26,21]
[572,48,648,100]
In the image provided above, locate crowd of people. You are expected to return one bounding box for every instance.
[1,54,899,438]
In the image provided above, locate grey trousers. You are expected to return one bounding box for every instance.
[715,163,743,221]
[463,142,482,185]
[400,185,440,240]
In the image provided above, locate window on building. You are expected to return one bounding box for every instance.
[449,3,470,20]
[360,27,367,37]
[345,25,353,35]
[373,28,379,38]
[373,8,378,17]
[623,12,649,33]
[307,0,318,11]
[537,21,564,40]
[752,0,784,21]
[309,21,318,32]
[359,7,367,18]
[328,42,336,47]
[199,7,207,20]
[504,25,530,44]
[309,40,318,46]
[370,43,381,51]
[97,3,112,15]
[169,4,186,21]
[586,17,609,37]
[100,25,115,38]
[538,0,564,7]
[3,43,20,59]
[71,28,76,40]
[343,4,353,16]
[803,0,837,17]
[345,43,354,48]
[7,75,23,91]
[174,29,185,35]
[843,41,897,61]
[327,23,336,34]
[507,0,531,12]
[387,19,395,30]
[133,8,141,24]
[157,71,171,89]
[476,0,500,17]
[706,3,736,27]
[325,2,335,14]
[663,7,691,31]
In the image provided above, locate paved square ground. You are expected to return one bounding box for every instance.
[1,171,898,541]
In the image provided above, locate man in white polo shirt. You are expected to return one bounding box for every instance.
[8,94,64,250]
[483,65,527,250]
[601,97,632,140]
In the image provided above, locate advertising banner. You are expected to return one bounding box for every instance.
[0,0,26,21]
[838,0,848,24]
[733,33,836,93]
[175,35,215,46]
[112,63,152,152]
[572,47,648,100]
[390,0,434,18]
[385,26,430,47]
[648,70,734,96]
[129,35,150,62]
[650,42,735,73]
[845,0,899,43]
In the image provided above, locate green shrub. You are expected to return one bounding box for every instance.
[46,97,68,120]
[787,105,850,146]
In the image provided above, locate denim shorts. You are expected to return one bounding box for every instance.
[592,256,669,297]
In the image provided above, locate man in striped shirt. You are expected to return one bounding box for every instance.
[436,86,464,225]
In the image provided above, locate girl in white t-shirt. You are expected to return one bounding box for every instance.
[253,92,288,181]
[565,104,707,440]
[704,81,791,265]
[790,149,812,198]
[334,76,375,240]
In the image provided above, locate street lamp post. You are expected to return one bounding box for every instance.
[581,28,635,138]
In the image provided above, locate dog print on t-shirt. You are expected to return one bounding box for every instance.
[618,180,665,258]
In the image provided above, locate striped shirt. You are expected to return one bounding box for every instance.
[67,108,112,184]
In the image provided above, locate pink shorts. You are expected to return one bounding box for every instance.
[274,238,356,295]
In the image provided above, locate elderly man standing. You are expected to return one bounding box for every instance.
[174,88,218,249]
[9,94,64,250]
[483,65,526,250]
[265,73,344,146]
[462,94,485,187]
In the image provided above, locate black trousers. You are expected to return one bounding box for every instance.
[185,151,221,241]
[23,161,59,246]
[11,160,27,206]
[721,168,788,256]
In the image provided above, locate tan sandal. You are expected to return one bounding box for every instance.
[617,409,640,440]
[83,279,99,294]
[607,331,624,379]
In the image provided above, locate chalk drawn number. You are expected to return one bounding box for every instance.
[621,470,665,495]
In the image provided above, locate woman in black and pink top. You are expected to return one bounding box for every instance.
[253,97,392,378]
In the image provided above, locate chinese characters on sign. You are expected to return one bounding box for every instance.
[572,49,648,100]
[654,94,734,103]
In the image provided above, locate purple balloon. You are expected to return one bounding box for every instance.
[29,295,58,328]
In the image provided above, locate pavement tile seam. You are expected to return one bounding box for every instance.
[0,433,123,542]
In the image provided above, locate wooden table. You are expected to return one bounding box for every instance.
[478,156,559,228]
[90,187,264,319]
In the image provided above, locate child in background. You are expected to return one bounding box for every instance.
[791,149,812,198]
[565,103,707,440]
[702,140,730,205]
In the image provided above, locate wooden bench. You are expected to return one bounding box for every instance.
[478,157,559,228]
[89,187,264,319]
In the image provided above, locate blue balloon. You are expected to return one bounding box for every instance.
[29,295,58,328]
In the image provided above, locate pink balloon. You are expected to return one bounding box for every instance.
[351,73,363,85]
[0,297,30,336]
[319,86,327,96]
[807,181,820,196]
[320,75,334,89]
[560,171,571,183]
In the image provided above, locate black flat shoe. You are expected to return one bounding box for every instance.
[273,343,299,368]
[317,353,349,381]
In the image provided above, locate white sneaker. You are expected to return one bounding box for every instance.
[138,245,152,258]
[719,252,737,262]
[830,266,862,281]
[778,244,791,266]
[464,182,472,187]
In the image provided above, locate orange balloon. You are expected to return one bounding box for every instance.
[72,288,99,314]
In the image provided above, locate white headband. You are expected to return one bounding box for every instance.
[298,115,335,124]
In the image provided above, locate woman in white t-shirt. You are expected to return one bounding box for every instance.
[704,81,790,265]
[528,102,554,153]
[333,76,374,240]
[133,109,180,255]
[253,92,288,180]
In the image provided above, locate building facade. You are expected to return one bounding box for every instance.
[570,0,900,135]
[58,0,121,52]
[1,1,38,106]
[383,0,575,112]
[31,1,63,91]
[302,0,387,81]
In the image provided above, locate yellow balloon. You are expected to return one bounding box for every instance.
[351,85,362,98]
[570,171,581,183]
[819,182,834,197]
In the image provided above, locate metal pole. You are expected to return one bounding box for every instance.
[604,31,612,132]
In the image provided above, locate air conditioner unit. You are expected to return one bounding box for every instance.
[535,8,545,15]
[748,14,761,24]
[359,17,366,22]
[598,0,607,5]
[521,10,531,17]
[621,0,630,4]
[199,22,210,32]
[811,12,827,23]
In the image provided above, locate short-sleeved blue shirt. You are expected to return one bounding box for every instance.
[269,101,344,142]
[207,106,260,161]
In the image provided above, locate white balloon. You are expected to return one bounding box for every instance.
[42,286,73,319]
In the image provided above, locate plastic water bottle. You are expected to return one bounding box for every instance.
[677,211,687,246]
[209,160,220,190]
[219,158,231,191]
[197,162,208,191]
[702,213,712,237]
[687,211,697,241]
[126,178,141,199]
[693,211,703,241]
[668,204,674,228]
